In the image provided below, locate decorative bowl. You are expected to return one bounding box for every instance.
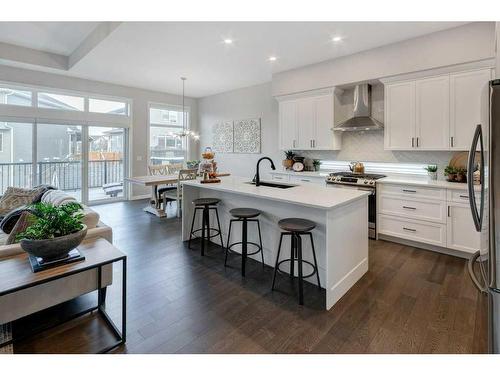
[20,225,87,261]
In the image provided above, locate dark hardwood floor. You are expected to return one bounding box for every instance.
[13,199,488,354]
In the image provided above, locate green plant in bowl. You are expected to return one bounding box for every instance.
[17,202,87,261]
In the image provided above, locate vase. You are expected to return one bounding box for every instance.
[428,171,437,181]
[282,159,293,170]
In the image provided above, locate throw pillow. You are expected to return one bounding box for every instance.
[6,211,36,245]
[0,187,44,217]
[0,205,28,234]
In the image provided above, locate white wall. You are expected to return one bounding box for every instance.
[198,83,280,179]
[272,22,495,96]
[0,64,198,197]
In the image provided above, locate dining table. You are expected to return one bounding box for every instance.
[125,174,179,217]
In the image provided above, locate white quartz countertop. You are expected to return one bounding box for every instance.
[182,176,370,209]
[377,176,474,190]
[270,170,329,178]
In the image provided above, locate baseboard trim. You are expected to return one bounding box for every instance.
[378,234,472,259]
[327,257,368,310]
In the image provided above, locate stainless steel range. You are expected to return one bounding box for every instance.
[326,172,386,239]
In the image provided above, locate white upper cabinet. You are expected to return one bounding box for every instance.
[384,68,492,151]
[314,94,342,149]
[297,97,315,149]
[384,81,416,150]
[277,90,341,150]
[279,100,298,150]
[450,69,491,150]
[415,75,450,150]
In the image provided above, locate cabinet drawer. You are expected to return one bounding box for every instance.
[379,195,447,223]
[378,183,446,201]
[378,214,446,247]
[271,174,290,182]
[289,175,325,185]
[447,189,481,204]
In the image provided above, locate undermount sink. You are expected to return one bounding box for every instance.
[246,181,296,189]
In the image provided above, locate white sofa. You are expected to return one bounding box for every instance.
[0,190,113,325]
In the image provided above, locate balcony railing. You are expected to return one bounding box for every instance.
[0,160,124,195]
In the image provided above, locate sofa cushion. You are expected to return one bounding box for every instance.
[0,230,8,246]
[0,187,46,217]
[0,205,28,234]
[6,211,35,245]
[41,190,77,206]
[81,206,100,229]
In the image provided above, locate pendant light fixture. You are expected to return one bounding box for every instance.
[170,77,199,140]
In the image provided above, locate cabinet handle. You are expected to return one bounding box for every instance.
[451,136,454,148]
[313,140,315,148]
[412,137,415,147]
[416,137,419,147]
[301,179,310,182]
[460,195,469,199]
[293,140,296,148]
[274,176,283,180]
[402,206,416,210]
[402,189,417,193]
[448,205,451,217]
[403,227,416,232]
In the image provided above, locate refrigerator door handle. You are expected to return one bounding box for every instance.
[468,250,488,294]
[467,124,484,232]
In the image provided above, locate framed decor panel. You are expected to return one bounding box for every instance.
[212,120,234,153]
[233,118,261,154]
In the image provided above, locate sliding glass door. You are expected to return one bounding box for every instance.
[0,121,33,195]
[88,126,126,202]
[0,121,127,204]
[37,123,83,201]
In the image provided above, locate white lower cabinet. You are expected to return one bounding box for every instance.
[446,202,481,254]
[378,182,481,255]
[378,215,447,247]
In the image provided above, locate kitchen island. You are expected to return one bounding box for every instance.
[181,176,370,310]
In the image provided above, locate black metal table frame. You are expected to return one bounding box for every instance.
[0,256,127,354]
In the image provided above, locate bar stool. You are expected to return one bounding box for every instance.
[188,198,224,256]
[271,218,321,305]
[225,208,264,277]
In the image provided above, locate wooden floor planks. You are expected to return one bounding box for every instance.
[12,199,488,354]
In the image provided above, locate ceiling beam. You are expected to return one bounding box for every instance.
[0,41,68,70]
[68,22,122,69]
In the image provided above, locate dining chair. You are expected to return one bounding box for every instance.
[163,169,198,218]
[148,164,174,208]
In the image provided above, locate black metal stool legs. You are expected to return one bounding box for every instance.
[189,205,223,256]
[272,230,321,306]
[296,233,304,305]
[308,232,321,290]
[271,233,284,290]
[225,217,265,277]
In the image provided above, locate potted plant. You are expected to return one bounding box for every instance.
[456,167,467,183]
[282,150,295,170]
[425,165,438,181]
[312,159,322,172]
[16,202,87,262]
[444,166,458,182]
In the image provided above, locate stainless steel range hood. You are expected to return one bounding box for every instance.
[334,83,384,131]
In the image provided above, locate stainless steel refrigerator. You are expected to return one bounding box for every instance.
[467,79,500,353]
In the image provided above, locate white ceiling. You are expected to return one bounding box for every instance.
[0,22,99,55]
[0,21,469,97]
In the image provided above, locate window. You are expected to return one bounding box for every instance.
[0,86,32,107]
[89,98,128,115]
[38,92,85,111]
[149,105,187,166]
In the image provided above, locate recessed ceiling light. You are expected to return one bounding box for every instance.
[268,56,277,62]
[332,36,342,42]
[223,39,233,44]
